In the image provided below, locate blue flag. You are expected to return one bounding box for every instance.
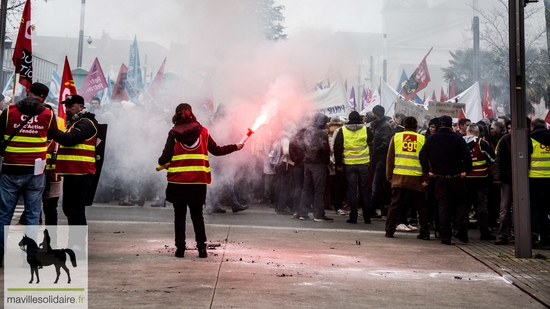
[127,35,143,96]
[47,70,61,100]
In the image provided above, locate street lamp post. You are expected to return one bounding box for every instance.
[0,0,8,87]
[77,0,86,68]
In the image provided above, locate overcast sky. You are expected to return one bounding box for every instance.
[26,0,383,47]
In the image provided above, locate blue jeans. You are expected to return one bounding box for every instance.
[0,173,46,255]
[344,164,370,222]
[300,163,326,218]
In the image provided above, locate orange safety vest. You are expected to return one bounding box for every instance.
[167,127,212,184]
[3,104,53,167]
[55,118,97,175]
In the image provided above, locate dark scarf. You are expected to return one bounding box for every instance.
[67,108,88,128]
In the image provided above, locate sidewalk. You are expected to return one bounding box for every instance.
[2,204,549,308]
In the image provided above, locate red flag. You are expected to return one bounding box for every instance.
[449,81,456,98]
[12,0,33,89]
[456,108,466,131]
[401,47,432,101]
[147,57,166,98]
[440,87,447,102]
[58,56,77,129]
[482,81,494,119]
[79,57,108,102]
[431,90,437,102]
[112,63,130,102]
[544,109,550,129]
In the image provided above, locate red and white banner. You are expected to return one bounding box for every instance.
[12,0,33,89]
[401,47,432,101]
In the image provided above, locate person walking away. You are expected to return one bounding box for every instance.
[0,83,57,267]
[158,103,243,258]
[385,117,430,239]
[420,115,472,245]
[462,124,496,241]
[334,111,373,224]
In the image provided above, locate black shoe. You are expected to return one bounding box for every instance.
[232,205,249,213]
[417,234,430,241]
[457,235,469,243]
[276,208,293,215]
[175,249,185,258]
[480,233,497,241]
[211,207,226,214]
[494,237,508,245]
[314,216,334,222]
[364,219,371,224]
[346,219,357,224]
[385,232,394,238]
[441,239,452,245]
[198,248,208,258]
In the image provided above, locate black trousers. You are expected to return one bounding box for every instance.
[62,174,94,225]
[435,177,469,240]
[43,197,60,226]
[173,200,207,250]
[386,187,429,236]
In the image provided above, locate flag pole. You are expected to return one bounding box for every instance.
[11,73,17,104]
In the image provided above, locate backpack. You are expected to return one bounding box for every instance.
[268,139,284,168]
[289,128,306,164]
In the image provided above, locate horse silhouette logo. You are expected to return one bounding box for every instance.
[18,229,77,284]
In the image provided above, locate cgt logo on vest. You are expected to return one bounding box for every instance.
[402,134,418,152]
[20,114,39,124]
[540,143,550,154]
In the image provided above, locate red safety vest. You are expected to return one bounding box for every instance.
[3,104,53,167]
[167,127,211,184]
[467,139,488,178]
[55,118,97,175]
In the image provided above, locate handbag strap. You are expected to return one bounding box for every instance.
[4,115,34,144]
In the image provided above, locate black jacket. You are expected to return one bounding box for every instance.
[303,113,330,165]
[54,112,98,147]
[370,118,392,163]
[528,127,550,156]
[494,134,512,184]
[419,127,472,175]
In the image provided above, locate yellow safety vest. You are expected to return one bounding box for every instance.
[342,126,369,165]
[393,131,424,176]
[529,138,550,178]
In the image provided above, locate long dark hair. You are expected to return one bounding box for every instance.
[172,103,198,125]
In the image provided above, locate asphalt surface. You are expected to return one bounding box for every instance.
[2,202,549,308]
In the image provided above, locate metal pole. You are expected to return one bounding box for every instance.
[0,0,8,88]
[473,0,480,85]
[77,0,86,68]
[509,0,531,258]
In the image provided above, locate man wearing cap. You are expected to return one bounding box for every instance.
[334,111,373,223]
[54,95,98,232]
[419,115,472,245]
[0,82,57,267]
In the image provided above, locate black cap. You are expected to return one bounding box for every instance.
[62,94,85,106]
[372,105,385,118]
[439,115,453,127]
[29,82,50,98]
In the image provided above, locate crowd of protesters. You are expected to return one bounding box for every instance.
[243,106,550,249]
